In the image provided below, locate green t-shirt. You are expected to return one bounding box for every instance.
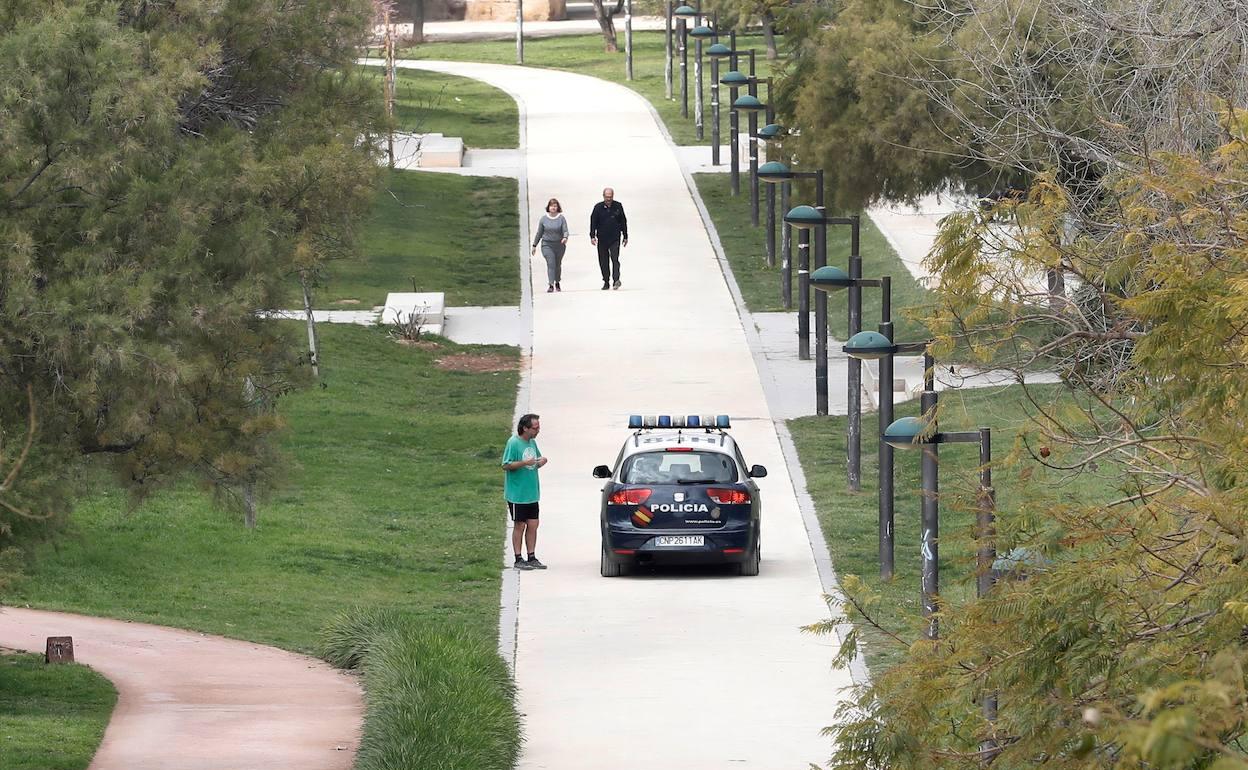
[501,434,542,504]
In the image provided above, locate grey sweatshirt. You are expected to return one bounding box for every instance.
[532,214,569,247]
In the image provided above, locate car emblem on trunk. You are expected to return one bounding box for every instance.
[674,492,685,502]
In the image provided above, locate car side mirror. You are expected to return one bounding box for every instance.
[592,465,612,479]
[748,464,768,478]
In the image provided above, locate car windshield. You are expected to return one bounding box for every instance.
[621,451,737,484]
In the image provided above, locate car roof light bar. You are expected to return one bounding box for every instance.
[629,414,731,429]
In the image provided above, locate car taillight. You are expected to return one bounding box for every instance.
[609,488,652,505]
[665,447,693,452]
[707,488,750,505]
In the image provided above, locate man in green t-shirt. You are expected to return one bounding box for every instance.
[501,413,548,570]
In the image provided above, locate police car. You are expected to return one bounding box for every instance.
[592,414,767,577]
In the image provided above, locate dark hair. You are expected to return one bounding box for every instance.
[518,413,540,434]
[545,198,562,213]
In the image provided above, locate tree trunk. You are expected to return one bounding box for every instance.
[591,0,619,52]
[409,0,425,45]
[300,272,321,379]
[762,11,778,60]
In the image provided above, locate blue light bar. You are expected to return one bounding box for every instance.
[686,415,701,427]
[715,415,731,428]
[658,415,672,428]
[628,414,643,429]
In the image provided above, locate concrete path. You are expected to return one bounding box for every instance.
[0,608,362,770]
[394,59,852,770]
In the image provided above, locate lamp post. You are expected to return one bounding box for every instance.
[720,63,749,196]
[664,0,673,99]
[624,0,634,81]
[811,268,924,580]
[689,21,715,142]
[884,400,996,640]
[781,202,863,484]
[674,5,698,119]
[758,159,794,308]
[757,122,783,268]
[706,40,732,166]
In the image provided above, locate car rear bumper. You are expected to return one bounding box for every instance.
[603,527,756,564]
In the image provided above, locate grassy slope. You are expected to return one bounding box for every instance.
[323,169,519,309]
[364,67,519,148]
[788,383,1110,671]
[0,654,116,770]
[696,173,933,339]
[6,325,518,652]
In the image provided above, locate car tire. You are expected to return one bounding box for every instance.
[738,542,761,577]
[601,542,624,577]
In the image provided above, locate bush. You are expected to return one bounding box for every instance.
[357,628,521,770]
[320,606,408,670]
[319,607,522,770]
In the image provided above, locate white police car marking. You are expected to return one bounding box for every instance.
[650,502,710,513]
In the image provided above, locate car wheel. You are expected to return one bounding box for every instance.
[601,542,624,577]
[738,543,761,577]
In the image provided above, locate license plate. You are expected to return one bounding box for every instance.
[654,535,704,547]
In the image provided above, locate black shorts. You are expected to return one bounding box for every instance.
[508,501,540,522]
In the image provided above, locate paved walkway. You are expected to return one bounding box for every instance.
[0,608,361,770]
[392,59,852,770]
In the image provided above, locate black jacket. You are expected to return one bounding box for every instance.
[589,201,628,243]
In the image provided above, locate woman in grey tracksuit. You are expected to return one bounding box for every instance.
[532,198,570,292]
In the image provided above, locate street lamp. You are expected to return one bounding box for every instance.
[673,4,698,119]
[811,268,920,580]
[782,203,864,489]
[758,160,795,309]
[688,22,715,142]
[756,124,785,271]
[706,40,732,167]
[884,396,996,639]
[719,66,750,196]
[732,91,767,231]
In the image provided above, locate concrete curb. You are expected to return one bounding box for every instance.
[644,102,873,687]
[388,59,532,673]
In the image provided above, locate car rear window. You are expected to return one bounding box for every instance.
[621,451,737,484]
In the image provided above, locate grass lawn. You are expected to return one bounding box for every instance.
[0,653,116,770]
[788,383,1111,672]
[396,31,782,146]
[363,67,519,148]
[695,173,934,340]
[322,169,519,309]
[4,324,519,653]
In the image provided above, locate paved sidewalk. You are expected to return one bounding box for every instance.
[0,608,362,770]
[394,59,851,770]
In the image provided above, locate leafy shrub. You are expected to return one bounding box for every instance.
[319,606,408,670]
[356,627,521,770]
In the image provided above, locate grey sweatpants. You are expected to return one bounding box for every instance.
[541,242,566,284]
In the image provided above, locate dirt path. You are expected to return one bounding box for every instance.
[0,607,362,770]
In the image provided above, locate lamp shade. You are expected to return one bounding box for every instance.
[883,417,932,449]
[673,4,698,17]
[757,161,791,183]
[758,123,785,139]
[783,204,825,229]
[843,331,896,360]
[706,42,732,58]
[809,265,853,291]
[689,24,715,38]
[732,94,766,112]
[720,70,751,87]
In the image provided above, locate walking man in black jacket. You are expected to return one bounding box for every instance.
[589,187,628,290]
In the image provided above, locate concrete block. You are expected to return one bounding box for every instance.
[419,134,465,168]
[466,0,566,21]
[382,292,446,335]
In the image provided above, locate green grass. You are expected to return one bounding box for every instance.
[324,169,519,309]
[0,653,116,770]
[788,384,1112,672]
[695,173,934,340]
[364,67,519,148]
[4,324,519,653]
[396,31,782,146]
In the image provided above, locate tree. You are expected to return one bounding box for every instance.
[591,0,625,53]
[806,3,1248,768]
[0,0,384,540]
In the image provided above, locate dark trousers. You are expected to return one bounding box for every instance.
[596,239,621,282]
